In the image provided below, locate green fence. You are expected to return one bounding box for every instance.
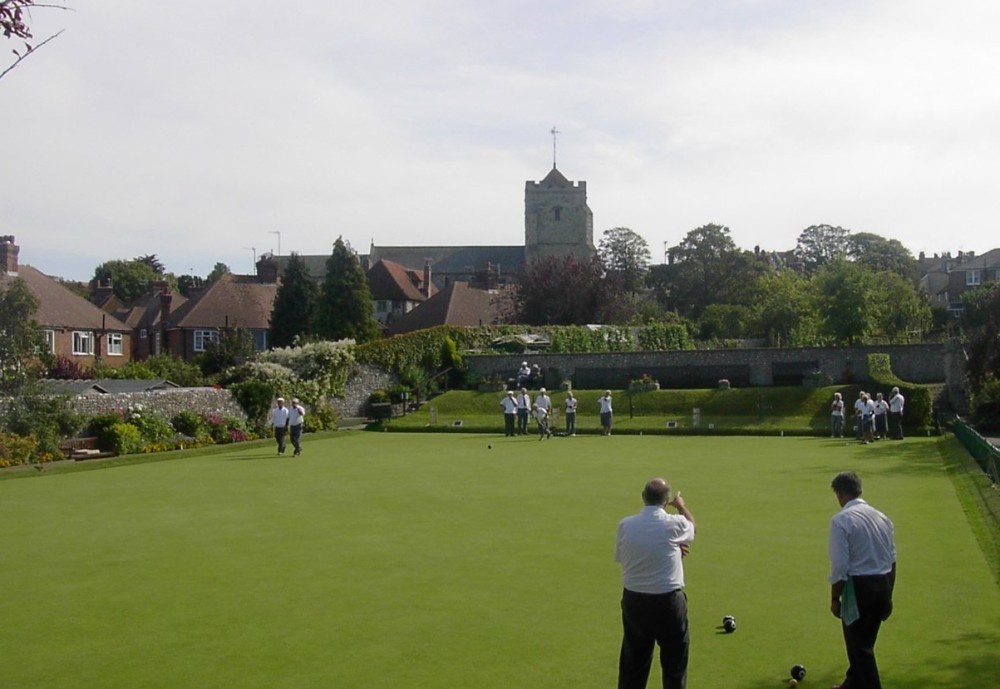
[953,418,1000,482]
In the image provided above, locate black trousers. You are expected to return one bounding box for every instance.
[889,411,904,439]
[504,413,516,436]
[274,426,287,453]
[290,424,303,454]
[619,588,689,689]
[516,408,529,434]
[840,574,893,689]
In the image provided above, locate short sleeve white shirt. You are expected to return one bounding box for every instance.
[270,406,290,428]
[616,505,695,594]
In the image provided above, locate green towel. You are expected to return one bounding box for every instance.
[842,577,860,626]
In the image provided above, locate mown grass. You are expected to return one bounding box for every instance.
[1,432,998,689]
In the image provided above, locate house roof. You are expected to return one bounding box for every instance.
[367,259,430,302]
[538,166,572,188]
[1,265,130,332]
[386,281,505,335]
[109,290,189,329]
[168,273,277,330]
[953,248,1000,271]
[37,378,181,395]
[366,245,525,279]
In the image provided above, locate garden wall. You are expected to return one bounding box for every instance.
[468,344,948,390]
[67,388,246,422]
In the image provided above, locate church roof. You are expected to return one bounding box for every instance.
[365,245,525,279]
[538,166,572,188]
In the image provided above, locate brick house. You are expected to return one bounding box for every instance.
[0,236,132,369]
[386,281,506,335]
[366,259,435,326]
[919,248,1000,313]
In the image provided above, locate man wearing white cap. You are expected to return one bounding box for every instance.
[270,397,290,455]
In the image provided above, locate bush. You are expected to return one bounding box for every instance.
[971,375,1000,433]
[126,406,174,445]
[1,387,84,457]
[0,432,42,467]
[172,409,208,438]
[87,412,127,452]
[304,400,340,432]
[229,378,277,431]
[109,422,144,455]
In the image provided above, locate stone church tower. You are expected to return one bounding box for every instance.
[524,166,596,264]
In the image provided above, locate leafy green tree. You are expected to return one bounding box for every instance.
[663,223,767,319]
[749,270,819,347]
[0,278,48,392]
[91,258,174,303]
[795,224,850,273]
[697,303,751,340]
[598,227,651,294]
[847,232,918,283]
[871,270,932,342]
[316,237,380,343]
[207,262,231,282]
[198,326,256,377]
[961,283,1000,393]
[269,253,319,348]
[812,260,876,345]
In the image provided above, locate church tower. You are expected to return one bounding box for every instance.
[524,166,596,264]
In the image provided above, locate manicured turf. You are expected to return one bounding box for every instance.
[2,433,998,689]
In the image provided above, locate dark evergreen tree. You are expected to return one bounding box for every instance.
[269,253,319,348]
[316,237,380,343]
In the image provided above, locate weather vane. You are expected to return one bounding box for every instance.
[550,126,559,169]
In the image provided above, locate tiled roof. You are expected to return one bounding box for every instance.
[1,265,130,332]
[367,259,429,302]
[953,248,1000,271]
[386,281,506,335]
[110,290,189,329]
[538,166,572,188]
[168,273,277,330]
[366,245,525,279]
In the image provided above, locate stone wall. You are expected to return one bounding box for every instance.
[67,388,246,422]
[330,364,398,419]
[467,344,948,390]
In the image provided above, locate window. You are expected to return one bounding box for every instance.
[553,206,562,221]
[140,328,148,339]
[44,330,56,354]
[966,270,981,286]
[193,329,219,352]
[252,330,267,352]
[72,331,95,355]
[377,301,388,313]
[107,333,123,356]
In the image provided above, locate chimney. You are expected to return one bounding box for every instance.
[423,260,432,298]
[257,255,279,284]
[0,235,19,276]
[159,292,173,326]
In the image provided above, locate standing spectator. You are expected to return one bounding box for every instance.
[270,397,290,455]
[500,391,518,437]
[599,390,614,436]
[872,393,889,440]
[516,388,532,435]
[830,392,845,438]
[853,391,867,441]
[615,478,696,689]
[532,403,552,440]
[828,471,896,689]
[515,361,531,388]
[564,391,578,436]
[288,397,306,456]
[860,393,876,445]
[888,387,905,440]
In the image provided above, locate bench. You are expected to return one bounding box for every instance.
[58,437,116,461]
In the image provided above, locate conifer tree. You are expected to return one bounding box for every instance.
[268,253,319,348]
[316,237,379,343]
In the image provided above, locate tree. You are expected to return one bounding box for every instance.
[199,326,256,377]
[663,224,767,319]
[91,259,173,303]
[795,224,850,273]
[269,253,319,348]
[1,1,66,82]
[749,270,819,347]
[598,227,650,294]
[207,262,231,282]
[847,232,918,283]
[513,253,617,325]
[812,260,877,345]
[0,278,48,392]
[961,283,1000,391]
[316,237,380,343]
[871,270,932,342]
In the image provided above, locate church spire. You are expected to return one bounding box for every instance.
[550,125,559,169]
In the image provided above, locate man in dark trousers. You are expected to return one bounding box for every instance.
[828,471,897,689]
[615,478,696,689]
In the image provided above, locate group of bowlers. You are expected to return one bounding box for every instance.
[269,396,306,456]
[500,388,616,439]
[830,387,905,443]
[618,471,895,689]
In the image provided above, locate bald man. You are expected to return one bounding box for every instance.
[615,478,696,689]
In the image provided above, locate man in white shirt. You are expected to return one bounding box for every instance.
[615,478,696,689]
[564,391,578,436]
[828,472,896,689]
[516,388,532,435]
[888,387,905,440]
[534,388,551,413]
[500,391,518,436]
[270,397,290,455]
[288,397,306,456]
[599,390,614,436]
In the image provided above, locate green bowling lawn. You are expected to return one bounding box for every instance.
[2,432,998,689]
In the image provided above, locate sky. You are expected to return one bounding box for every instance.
[4,0,1000,282]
